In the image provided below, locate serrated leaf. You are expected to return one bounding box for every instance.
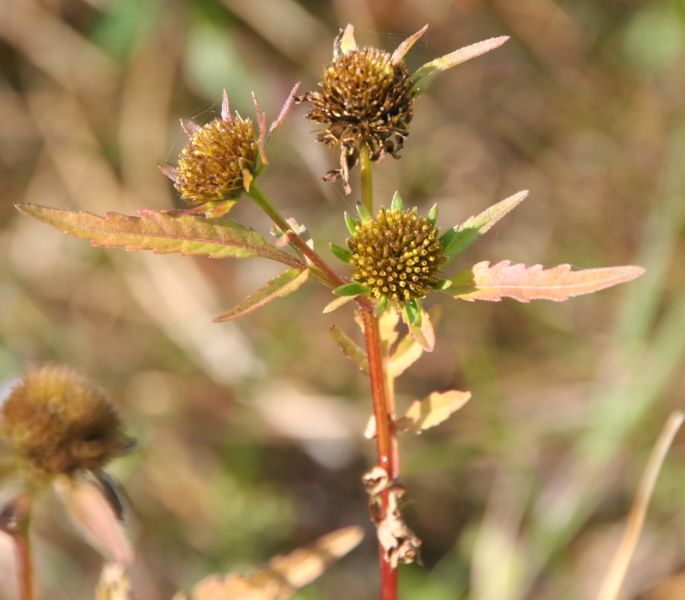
[214,269,309,322]
[450,261,646,302]
[441,190,528,263]
[412,35,510,94]
[330,325,368,374]
[15,204,303,268]
[398,390,471,434]
[173,526,363,600]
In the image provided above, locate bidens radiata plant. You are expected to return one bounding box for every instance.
[14,23,644,600]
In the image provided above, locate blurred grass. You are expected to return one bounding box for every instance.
[1,1,684,599]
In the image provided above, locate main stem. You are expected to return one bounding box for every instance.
[361,307,398,600]
[357,154,399,600]
[14,532,34,600]
[248,179,399,599]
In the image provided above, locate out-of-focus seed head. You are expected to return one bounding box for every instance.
[174,116,258,206]
[348,207,444,303]
[0,365,131,481]
[302,46,414,191]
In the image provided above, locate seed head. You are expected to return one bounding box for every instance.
[174,116,258,206]
[302,46,414,192]
[348,208,444,303]
[1,365,131,480]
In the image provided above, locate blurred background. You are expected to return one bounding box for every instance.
[1,0,685,598]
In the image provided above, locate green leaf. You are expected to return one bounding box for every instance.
[440,190,528,263]
[412,35,510,95]
[357,202,372,223]
[329,325,368,374]
[330,243,352,263]
[374,295,389,316]
[334,282,369,297]
[214,268,309,322]
[344,211,358,235]
[15,205,304,268]
[449,260,646,302]
[427,203,438,226]
[405,298,421,327]
[390,191,404,211]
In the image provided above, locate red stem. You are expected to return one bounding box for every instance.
[14,532,34,600]
[361,307,399,600]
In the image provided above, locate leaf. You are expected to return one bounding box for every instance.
[15,204,303,269]
[412,35,510,94]
[174,526,363,600]
[403,305,436,352]
[334,282,368,296]
[389,305,442,375]
[214,269,309,322]
[54,476,133,565]
[330,325,368,374]
[322,295,355,314]
[440,190,528,263]
[391,24,429,64]
[450,261,646,303]
[398,390,471,434]
[330,242,352,263]
[388,336,425,378]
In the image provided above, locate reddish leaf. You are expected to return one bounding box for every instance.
[450,261,645,302]
[15,204,303,269]
[214,268,309,322]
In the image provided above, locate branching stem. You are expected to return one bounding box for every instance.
[249,178,400,599]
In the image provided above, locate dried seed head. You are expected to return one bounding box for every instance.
[348,208,444,303]
[0,365,131,479]
[174,116,258,206]
[302,47,414,189]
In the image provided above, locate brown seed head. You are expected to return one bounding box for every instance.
[348,208,444,303]
[1,365,131,480]
[303,47,414,184]
[175,116,257,205]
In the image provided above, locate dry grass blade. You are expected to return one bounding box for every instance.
[175,526,363,600]
[595,411,685,600]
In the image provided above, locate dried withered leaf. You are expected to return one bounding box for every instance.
[174,526,363,600]
[378,307,400,349]
[450,261,645,303]
[397,390,471,435]
[95,563,132,600]
[376,491,421,569]
[362,465,390,497]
